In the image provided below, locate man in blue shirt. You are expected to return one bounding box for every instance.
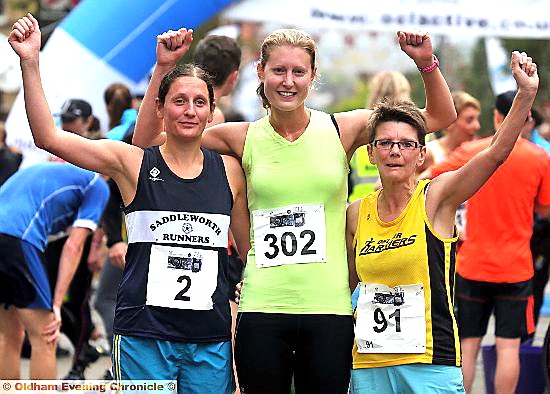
[0,162,109,379]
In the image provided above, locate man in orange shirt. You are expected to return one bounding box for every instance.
[426,90,550,394]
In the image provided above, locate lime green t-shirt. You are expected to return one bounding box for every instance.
[239,109,352,315]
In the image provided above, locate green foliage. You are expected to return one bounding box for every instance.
[327,80,369,113]
[463,38,495,137]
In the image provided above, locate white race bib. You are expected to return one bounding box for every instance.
[253,203,326,268]
[355,283,426,353]
[146,245,218,310]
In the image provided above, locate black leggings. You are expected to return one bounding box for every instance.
[235,312,354,394]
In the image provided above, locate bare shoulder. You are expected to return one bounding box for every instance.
[347,199,362,218]
[346,199,362,229]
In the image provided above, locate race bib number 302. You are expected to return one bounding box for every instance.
[146,245,218,310]
[355,283,426,354]
[253,204,326,268]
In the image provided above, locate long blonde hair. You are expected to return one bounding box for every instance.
[256,28,317,109]
[366,71,411,110]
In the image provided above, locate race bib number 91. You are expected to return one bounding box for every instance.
[146,245,218,310]
[355,283,426,354]
[253,203,326,268]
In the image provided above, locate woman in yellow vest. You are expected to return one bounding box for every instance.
[346,51,538,393]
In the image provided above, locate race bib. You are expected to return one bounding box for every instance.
[252,203,326,268]
[355,283,426,353]
[146,245,218,310]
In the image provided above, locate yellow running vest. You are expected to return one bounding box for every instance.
[352,180,461,368]
[348,146,379,202]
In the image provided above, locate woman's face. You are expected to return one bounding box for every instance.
[368,121,425,182]
[157,76,213,139]
[258,45,316,112]
[447,105,480,143]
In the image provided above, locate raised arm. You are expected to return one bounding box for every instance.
[337,30,456,158]
[132,28,248,158]
[132,28,193,148]
[428,51,538,215]
[9,14,140,190]
[398,31,456,133]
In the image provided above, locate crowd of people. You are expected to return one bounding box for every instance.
[1,10,550,394]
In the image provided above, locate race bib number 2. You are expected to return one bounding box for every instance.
[253,204,326,268]
[146,245,218,310]
[355,283,426,354]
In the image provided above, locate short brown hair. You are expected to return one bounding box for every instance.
[367,100,427,145]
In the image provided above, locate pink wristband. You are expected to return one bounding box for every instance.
[418,55,440,73]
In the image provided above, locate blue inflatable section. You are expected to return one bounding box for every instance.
[60,0,236,82]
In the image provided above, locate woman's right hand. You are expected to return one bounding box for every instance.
[156,28,193,68]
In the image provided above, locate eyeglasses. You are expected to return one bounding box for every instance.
[372,139,423,150]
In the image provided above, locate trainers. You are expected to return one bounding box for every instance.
[63,365,85,380]
[101,369,114,381]
[78,343,101,365]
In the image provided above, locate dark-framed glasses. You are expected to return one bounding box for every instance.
[372,139,422,150]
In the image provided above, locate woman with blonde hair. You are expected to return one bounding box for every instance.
[350,71,412,202]
[134,26,456,393]
[367,70,412,109]
[419,90,481,173]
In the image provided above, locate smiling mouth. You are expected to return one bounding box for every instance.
[179,121,198,127]
[278,91,296,97]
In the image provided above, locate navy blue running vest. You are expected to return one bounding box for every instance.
[113,146,233,342]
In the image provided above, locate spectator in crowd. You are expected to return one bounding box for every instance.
[425,86,550,394]
[419,91,481,243]
[104,83,137,141]
[193,34,241,126]
[419,91,481,173]
[0,162,109,379]
[0,120,22,185]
